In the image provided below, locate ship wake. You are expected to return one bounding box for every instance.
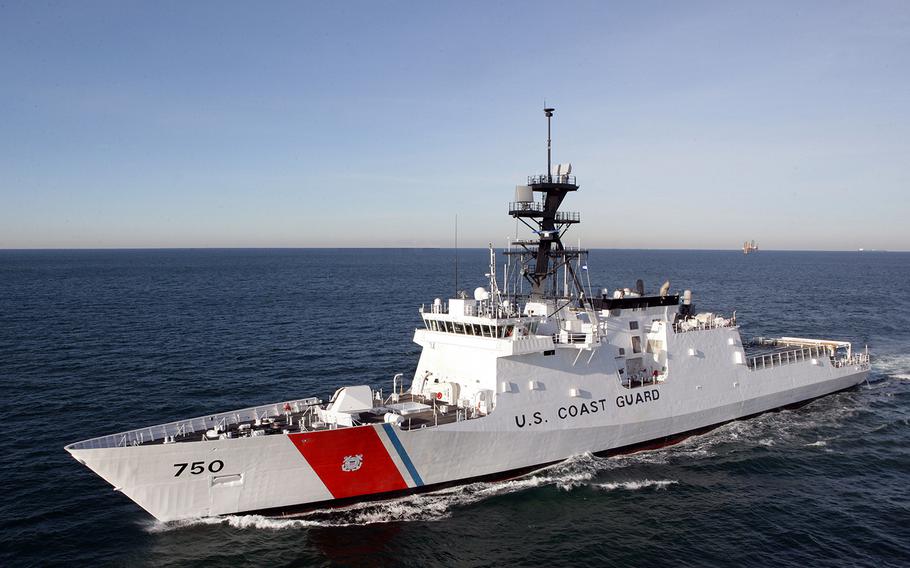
[146,453,680,532]
[872,352,910,381]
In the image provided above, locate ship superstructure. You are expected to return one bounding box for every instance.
[66,110,870,522]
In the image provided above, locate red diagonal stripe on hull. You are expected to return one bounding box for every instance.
[288,426,408,499]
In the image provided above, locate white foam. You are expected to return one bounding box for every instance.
[593,479,677,491]
[805,440,827,447]
[872,352,910,380]
[221,515,324,530]
[143,453,666,532]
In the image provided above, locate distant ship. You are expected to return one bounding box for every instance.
[66,109,870,522]
[743,240,758,254]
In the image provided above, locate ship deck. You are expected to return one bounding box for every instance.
[155,393,465,445]
[66,393,471,450]
[742,337,868,371]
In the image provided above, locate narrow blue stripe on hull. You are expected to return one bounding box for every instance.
[381,423,424,486]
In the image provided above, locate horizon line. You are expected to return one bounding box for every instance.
[0,246,904,253]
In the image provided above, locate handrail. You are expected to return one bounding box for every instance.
[746,346,870,371]
[555,211,580,222]
[66,397,322,450]
[552,332,589,344]
[673,318,735,333]
[509,201,546,213]
[747,346,822,370]
[832,352,871,368]
[508,202,580,223]
[528,174,576,185]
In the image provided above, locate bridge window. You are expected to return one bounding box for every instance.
[629,321,639,330]
[631,336,642,354]
[425,319,531,339]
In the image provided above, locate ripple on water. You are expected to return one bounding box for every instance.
[2,249,909,567]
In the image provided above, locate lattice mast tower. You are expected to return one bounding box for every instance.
[506,107,588,302]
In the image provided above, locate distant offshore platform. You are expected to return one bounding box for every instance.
[743,240,758,255]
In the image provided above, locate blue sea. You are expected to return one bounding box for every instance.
[1,249,908,567]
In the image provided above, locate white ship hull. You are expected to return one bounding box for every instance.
[67,329,869,522]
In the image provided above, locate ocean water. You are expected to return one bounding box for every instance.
[1,249,908,567]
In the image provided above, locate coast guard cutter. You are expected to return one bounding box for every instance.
[66,109,871,522]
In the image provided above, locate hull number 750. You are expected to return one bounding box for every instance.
[173,460,224,477]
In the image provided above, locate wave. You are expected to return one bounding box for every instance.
[593,479,677,491]
[145,515,324,533]
[872,352,910,381]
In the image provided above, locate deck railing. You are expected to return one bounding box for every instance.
[528,174,576,185]
[66,397,322,450]
[509,201,546,214]
[673,318,735,333]
[746,347,870,371]
[507,202,580,223]
[832,352,871,368]
[552,332,589,344]
[746,345,825,370]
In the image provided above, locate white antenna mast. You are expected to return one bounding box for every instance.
[488,243,498,293]
[454,214,458,296]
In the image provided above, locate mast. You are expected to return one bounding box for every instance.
[507,107,583,299]
[545,106,554,180]
[454,214,458,296]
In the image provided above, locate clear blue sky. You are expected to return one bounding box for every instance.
[1,1,908,250]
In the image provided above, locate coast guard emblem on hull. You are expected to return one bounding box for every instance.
[341,454,363,472]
